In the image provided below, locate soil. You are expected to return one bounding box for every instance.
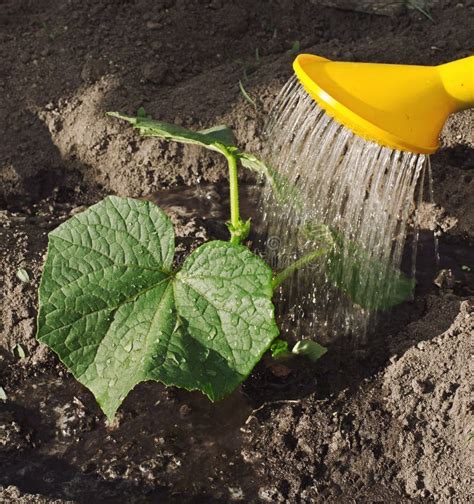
[1,0,473,503]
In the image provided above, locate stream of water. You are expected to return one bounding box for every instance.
[260,77,428,342]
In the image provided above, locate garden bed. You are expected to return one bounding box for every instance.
[1,1,473,502]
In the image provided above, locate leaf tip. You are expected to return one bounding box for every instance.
[106,111,137,125]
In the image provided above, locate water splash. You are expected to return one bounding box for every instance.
[260,77,428,342]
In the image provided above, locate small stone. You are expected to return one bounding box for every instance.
[258,487,282,502]
[81,58,108,83]
[405,472,423,494]
[179,404,192,418]
[443,486,455,497]
[146,21,161,29]
[411,378,430,395]
[228,486,244,500]
[143,62,168,84]
[433,269,455,289]
[269,363,292,378]
[70,206,88,216]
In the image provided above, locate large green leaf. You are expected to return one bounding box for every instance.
[37,196,278,419]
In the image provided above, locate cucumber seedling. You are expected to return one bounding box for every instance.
[36,110,413,419]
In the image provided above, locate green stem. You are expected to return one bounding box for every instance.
[227,153,240,236]
[224,150,248,245]
[272,247,327,290]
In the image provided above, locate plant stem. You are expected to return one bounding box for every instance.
[225,151,242,245]
[272,247,327,290]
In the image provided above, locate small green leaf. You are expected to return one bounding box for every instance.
[0,386,7,401]
[227,218,251,243]
[16,268,30,283]
[107,112,236,154]
[13,344,26,360]
[37,196,278,419]
[137,106,146,118]
[292,339,327,362]
[290,40,300,55]
[270,338,290,358]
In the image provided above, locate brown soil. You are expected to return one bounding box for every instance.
[1,1,473,503]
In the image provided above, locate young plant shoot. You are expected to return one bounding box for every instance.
[36,110,413,419]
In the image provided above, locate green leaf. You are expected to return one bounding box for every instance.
[198,124,236,147]
[292,339,327,362]
[270,338,290,359]
[37,196,278,419]
[16,268,30,283]
[238,153,303,208]
[107,112,236,154]
[245,155,414,309]
[290,40,300,55]
[325,230,415,310]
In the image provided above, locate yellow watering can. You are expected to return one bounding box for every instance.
[293,54,474,154]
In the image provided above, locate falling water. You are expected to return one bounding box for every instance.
[260,77,428,342]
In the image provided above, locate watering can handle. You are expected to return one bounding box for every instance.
[438,55,474,110]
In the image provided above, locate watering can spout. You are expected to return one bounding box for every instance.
[293,54,474,154]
